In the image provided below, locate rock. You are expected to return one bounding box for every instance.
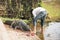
[11,20,31,31]
[44,22,60,40]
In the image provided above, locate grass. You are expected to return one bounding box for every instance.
[0,17,18,23]
[41,2,60,21]
[0,17,30,24]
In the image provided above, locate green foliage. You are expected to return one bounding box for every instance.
[0,17,18,23]
[41,2,60,21]
[0,17,30,24]
[5,0,41,19]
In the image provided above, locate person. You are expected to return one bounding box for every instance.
[32,7,47,34]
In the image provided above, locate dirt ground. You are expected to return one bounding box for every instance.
[4,22,44,40]
[0,19,40,40]
[4,24,40,40]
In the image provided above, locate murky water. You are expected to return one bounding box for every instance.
[44,22,60,40]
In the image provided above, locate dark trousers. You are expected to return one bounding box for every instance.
[33,11,47,27]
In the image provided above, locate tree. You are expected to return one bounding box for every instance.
[5,0,41,18]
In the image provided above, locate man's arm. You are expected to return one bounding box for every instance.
[46,14,51,19]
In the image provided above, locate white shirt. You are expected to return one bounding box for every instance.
[32,7,46,17]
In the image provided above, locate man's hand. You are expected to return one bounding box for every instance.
[46,14,51,19]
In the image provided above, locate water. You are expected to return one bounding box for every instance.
[44,22,60,40]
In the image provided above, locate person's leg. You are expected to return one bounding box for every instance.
[33,18,37,33]
[40,16,45,34]
[40,15,46,27]
[39,12,46,40]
